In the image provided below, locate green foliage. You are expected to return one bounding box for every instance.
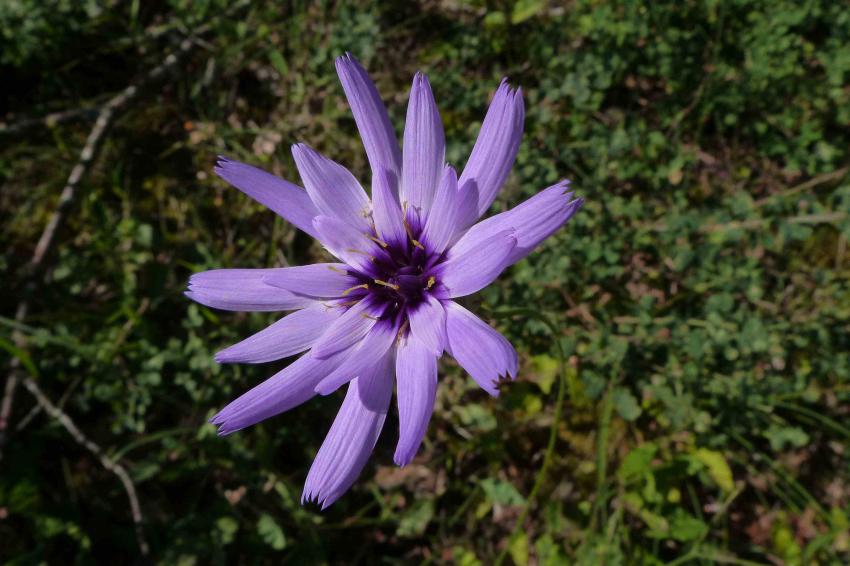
[2,0,849,563]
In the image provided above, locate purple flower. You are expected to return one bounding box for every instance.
[187,53,583,508]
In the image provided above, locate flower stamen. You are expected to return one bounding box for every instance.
[400,208,426,250]
[373,279,400,291]
[340,283,369,296]
[396,319,409,344]
[328,299,360,308]
[367,235,389,248]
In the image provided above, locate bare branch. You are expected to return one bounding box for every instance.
[20,376,150,556]
[0,106,102,137]
[1,34,201,462]
[31,34,200,270]
[1,4,251,555]
[0,37,203,555]
[752,166,848,208]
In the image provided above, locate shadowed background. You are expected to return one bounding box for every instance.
[1,1,849,564]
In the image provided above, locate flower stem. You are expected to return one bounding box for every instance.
[488,307,568,566]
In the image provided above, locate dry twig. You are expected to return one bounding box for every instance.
[1,4,252,556]
[20,377,149,556]
[1,33,200,457]
[1,30,204,560]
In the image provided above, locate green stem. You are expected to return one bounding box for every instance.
[593,385,615,531]
[488,307,568,566]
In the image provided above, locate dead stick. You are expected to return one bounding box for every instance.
[1,3,251,555]
[0,32,201,559]
[0,106,101,136]
[20,376,150,556]
[753,166,849,208]
[1,34,199,456]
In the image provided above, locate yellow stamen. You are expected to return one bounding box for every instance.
[367,235,388,248]
[426,276,436,289]
[396,320,410,345]
[340,283,369,296]
[360,313,380,321]
[327,265,347,274]
[373,279,400,291]
[401,205,426,250]
[402,210,415,235]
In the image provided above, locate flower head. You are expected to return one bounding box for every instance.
[187,53,583,508]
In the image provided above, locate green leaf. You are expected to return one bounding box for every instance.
[764,424,810,451]
[773,520,802,563]
[257,514,286,550]
[216,517,239,545]
[522,391,543,415]
[0,336,39,377]
[268,50,288,77]
[613,387,642,421]
[529,354,558,394]
[669,510,708,542]
[483,11,506,28]
[456,404,497,432]
[508,531,529,566]
[481,478,526,507]
[452,545,483,566]
[7,480,40,512]
[692,448,734,494]
[618,443,657,484]
[623,492,668,536]
[397,499,434,537]
[511,0,546,24]
[534,533,569,565]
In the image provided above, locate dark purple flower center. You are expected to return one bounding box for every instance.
[346,220,443,324]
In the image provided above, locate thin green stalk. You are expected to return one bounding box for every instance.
[110,426,195,460]
[593,385,616,532]
[448,484,483,528]
[775,401,850,441]
[488,307,568,566]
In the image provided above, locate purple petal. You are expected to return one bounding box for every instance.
[263,263,357,298]
[215,304,343,364]
[443,301,517,396]
[335,53,402,180]
[394,335,437,466]
[310,297,385,359]
[401,73,445,219]
[186,269,315,312]
[214,157,320,239]
[457,80,524,225]
[371,167,407,247]
[315,321,398,395]
[436,229,517,298]
[210,350,348,435]
[291,143,371,230]
[302,351,394,509]
[408,294,446,355]
[421,166,476,254]
[457,181,583,267]
[312,215,385,274]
